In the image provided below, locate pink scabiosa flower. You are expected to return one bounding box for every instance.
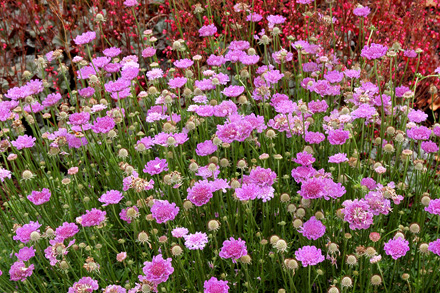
[395,85,411,98]
[293,151,316,166]
[11,134,36,150]
[103,47,121,57]
[222,85,245,98]
[142,254,174,285]
[408,109,428,123]
[143,157,169,175]
[168,77,187,89]
[404,49,417,58]
[361,43,388,60]
[351,103,377,120]
[172,227,189,238]
[361,177,377,190]
[174,58,194,69]
[196,140,218,156]
[425,198,440,215]
[68,277,99,293]
[305,131,325,144]
[248,166,277,187]
[0,167,11,182]
[146,68,164,81]
[341,199,374,230]
[116,252,127,262]
[92,116,115,134]
[298,177,326,199]
[328,129,350,145]
[324,70,344,83]
[73,31,96,46]
[204,277,229,293]
[229,40,250,51]
[119,206,139,224]
[184,232,209,250]
[151,200,179,224]
[384,237,410,260]
[199,24,217,36]
[99,190,124,206]
[266,14,286,28]
[295,245,325,267]
[13,221,41,243]
[407,126,431,141]
[15,246,36,261]
[123,0,139,7]
[103,285,126,293]
[353,6,371,17]
[428,239,440,256]
[421,141,439,154]
[235,184,260,201]
[55,222,79,242]
[328,153,348,164]
[142,47,156,58]
[299,217,326,240]
[78,208,106,227]
[27,188,51,205]
[42,93,62,107]
[219,237,247,262]
[246,12,263,22]
[9,261,34,282]
[187,180,214,206]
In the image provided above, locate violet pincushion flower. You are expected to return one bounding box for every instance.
[361,177,377,190]
[79,208,106,227]
[55,222,79,242]
[143,157,169,175]
[384,237,410,259]
[329,153,348,164]
[151,200,179,224]
[68,277,99,293]
[73,31,96,46]
[99,190,124,206]
[248,166,277,187]
[204,277,229,293]
[341,199,374,230]
[428,239,440,256]
[146,68,164,81]
[171,227,189,238]
[184,232,209,250]
[13,221,41,243]
[196,140,218,156]
[361,43,388,60]
[15,246,35,261]
[11,134,36,150]
[142,254,174,285]
[199,24,217,37]
[219,237,247,262]
[9,261,34,282]
[425,198,440,215]
[295,245,325,267]
[27,188,51,205]
[299,217,326,240]
[351,103,377,119]
[119,206,139,224]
